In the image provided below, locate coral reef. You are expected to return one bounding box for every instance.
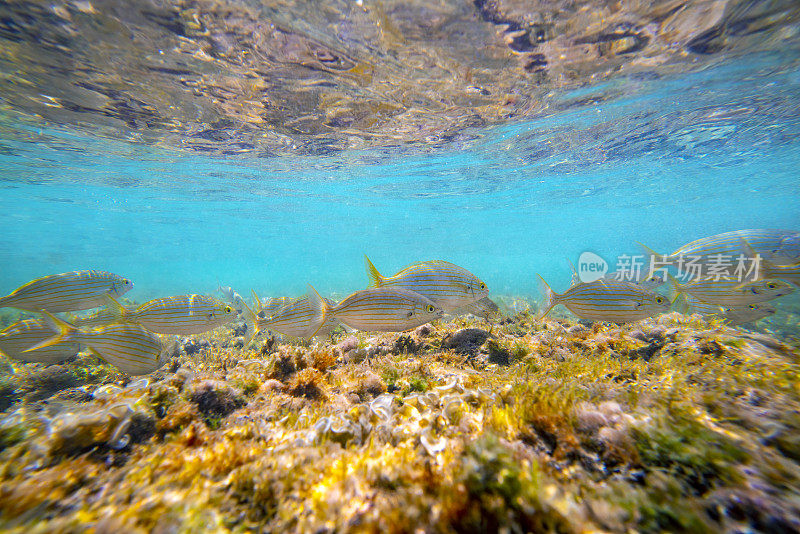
[0,312,799,532]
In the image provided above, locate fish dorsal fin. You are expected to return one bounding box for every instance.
[364,255,384,287]
[567,259,580,286]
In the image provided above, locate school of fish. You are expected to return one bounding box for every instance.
[0,229,797,376]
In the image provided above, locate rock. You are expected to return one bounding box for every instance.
[335,336,359,355]
[258,379,286,394]
[705,489,800,532]
[629,330,648,342]
[393,335,422,354]
[567,324,587,334]
[486,340,510,365]
[575,406,608,434]
[232,323,247,337]
[442,329,491,355]
[25,365,83,402]
[355,372,386,400]
[415,324,433,337]
[627,341,665,361]
[644,325,667,341]
[183,339,210,355]
[189,380,245,422]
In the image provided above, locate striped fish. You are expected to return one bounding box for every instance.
[103,295,237,335]
[364,256,488,312]
[537,276,671,323]
[679,294,776,326]
[668,274,793,306]
[251,291,342,339]
[242,290,326,341]
[0,270,133,312]
[641,229,800,267]
[452,297,500,321]
[0,318,81,364]
[27,312,167,375]
[320,286,443,332]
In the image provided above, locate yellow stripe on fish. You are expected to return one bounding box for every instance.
[102,295,237,335]
[0,270,133,312]
[319,286,443,332]
[537,276,671,324]
[668,274,793,306]
[364,256,488,312]
[26,312,167,376]
[0,318,81,364]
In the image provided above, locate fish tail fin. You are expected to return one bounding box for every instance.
[24,311,77,352]
[102,294,127,320]
[535,274,558,320]
[306,284,329,339]
[672,292,689,314]
[241,300,260,344]
[666,273,683,302]
[637,241,667,275]
[364,255,384,287]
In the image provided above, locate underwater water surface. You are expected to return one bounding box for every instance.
[1,50,799,301]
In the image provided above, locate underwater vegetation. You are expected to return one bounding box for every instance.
[0,311,799,532]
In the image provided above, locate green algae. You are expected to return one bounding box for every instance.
[0,313,799,532]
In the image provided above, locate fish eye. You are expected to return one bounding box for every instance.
[426,305,435,313]
[225,306,232,313]
[479,283,486,290]
[749,305,757,310]
[655,297,665,304]
[768,282,778,289]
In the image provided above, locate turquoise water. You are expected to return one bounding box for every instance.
[1,51,799,301]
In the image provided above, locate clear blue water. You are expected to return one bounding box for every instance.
[1,51,799,302]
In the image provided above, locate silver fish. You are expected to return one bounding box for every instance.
[679,295,776,326]
[28,312,168,376]
[0,318,81,364]
[0,270,133,312]
[103,295,238,335]
[320,286,443,332]
[452,297,500,321]
[538,276,671,323]
[641,229,800,267]
[668,274,793,306]
[365,256,488,312]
